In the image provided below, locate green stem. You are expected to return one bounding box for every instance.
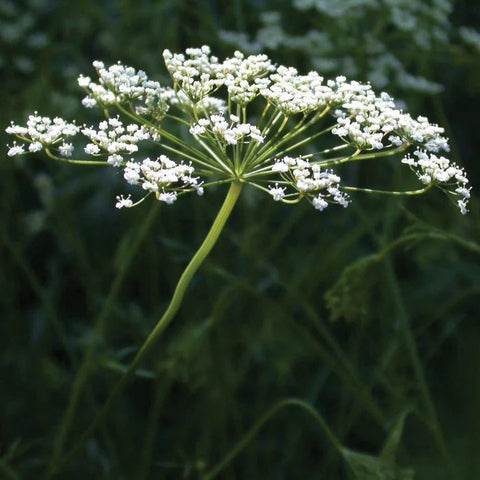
[343,184,433,196]
[382,257,460,480]
[319,144,409,167]
[202,398,343,480]
[44,148,107,166]
[46,203,161,478]
[50,181,243,476]
[137,378,172,480]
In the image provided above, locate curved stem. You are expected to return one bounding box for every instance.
[49,181,243,476]
[46,203,161,477]
[202,398,343,480]
[44,148,108,166]
[319,144,409,167]
[343,184,433,196]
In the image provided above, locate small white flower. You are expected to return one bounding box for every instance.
[29,141,43,152]
[313,196,328,211]
[84,143,101,155]
[271,160,289,172]
[59,143,74,157]
[115,194,133,209]
[77,75,91,88]
[458,199,468,215]
[7,143,25,156]
[123,161,141,184]
[268,183,286,201]
[189,124,206,135]
[82,97,97,108]
[158,191,177,204]
[455,186,471,199]
[107,154,123,166]
[5,123,28,135]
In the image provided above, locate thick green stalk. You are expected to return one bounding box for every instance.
[49,181,243,477]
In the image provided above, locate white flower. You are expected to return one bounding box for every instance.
[268,183,286,201]
[458,199,468,215]
[29,141,43,152]
[5,113,80,148]
[313,196,328,211]
[115,194,133,209]
[84,143,100,155]
[7,143,25,157]
[158,191,177,204]
[5,46,470,215]
[189,124,206,135]
[59,143,74,157]
[107,154,123,166]
[123,161,141,184]
[77,75,91,88]
[82,116,150,157]
[82,97,97,108]
[455,186,471,200]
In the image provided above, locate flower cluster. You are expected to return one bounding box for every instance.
[79,61,174,121]
[189,114,264,146]
[220,1,452,94]
[330,89,449,152]
[163,46,223,102]
[5,45,470,214]
[6,112,80,157]
[260,67,329,115]
[82,117,150,166]
[219,51,275,105]
[120,155,203,207]
[270,156,349,210]
[402,150,470,213]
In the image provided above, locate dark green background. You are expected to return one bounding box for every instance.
[1,1,479,479]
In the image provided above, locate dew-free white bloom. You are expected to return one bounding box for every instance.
[59,143,74,157]
[6,113,80,156]
[5,45,470,214]
[7,143,25,157]
[115,194,133,209]
[269,183,286,201]
[81,116,150,161]
[220,0,452,95]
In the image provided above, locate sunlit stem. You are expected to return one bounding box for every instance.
[241,114,291,170]
[44,148,108,166]
[268,123,338,161]
[194,136,235,175]
[158,142,225,173]
[319,144,409,167]
[342,184,433,196]
[249,109,334,169]
[49,181,243,477]
[302,143,351,159]
[116,102,211,163]
[165,114,191,126]
[281,196,303,204]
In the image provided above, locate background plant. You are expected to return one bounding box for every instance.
[1,1,479,480]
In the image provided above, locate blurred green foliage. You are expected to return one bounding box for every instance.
[1,1,479,479]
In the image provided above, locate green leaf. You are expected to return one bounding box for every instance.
[324,254,379,322]
[341,448,415,480]
[341,410,414,480]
